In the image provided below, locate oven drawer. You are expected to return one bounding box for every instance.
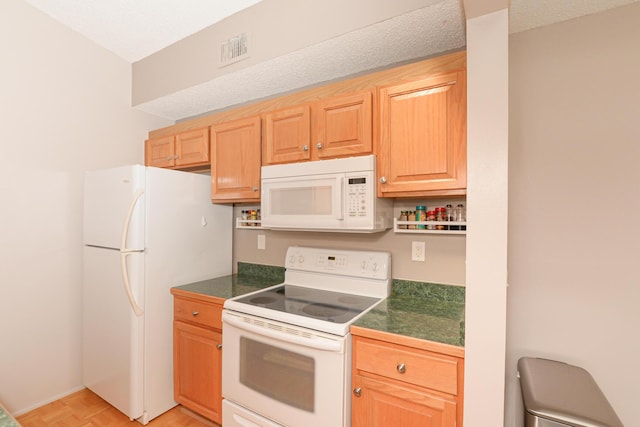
[353,337,459,395]
[174,296,222,329]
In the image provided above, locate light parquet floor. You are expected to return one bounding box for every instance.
[16,388,217,427]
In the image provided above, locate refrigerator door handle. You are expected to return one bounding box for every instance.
[120,252,144,316]
[119,189,145,317]
[120,189,145,252]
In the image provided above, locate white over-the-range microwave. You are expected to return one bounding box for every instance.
[260,155,393,233]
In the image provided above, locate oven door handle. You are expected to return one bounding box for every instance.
[223,312,342,352]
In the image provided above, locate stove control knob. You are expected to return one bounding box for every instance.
[288,255,296,264]
[360,260,368,269]
[372,262,379,272]
[298,255,305,264]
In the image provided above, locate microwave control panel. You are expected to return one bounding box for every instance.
[347,176,368,217]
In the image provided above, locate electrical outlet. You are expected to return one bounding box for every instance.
[257,234,266,250]
[411,241,425,261]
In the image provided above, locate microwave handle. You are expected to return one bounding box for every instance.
[336,176,344,220]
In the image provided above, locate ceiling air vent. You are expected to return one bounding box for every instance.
[219,32,250,67]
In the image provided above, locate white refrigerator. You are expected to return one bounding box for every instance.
[82,165,232,424]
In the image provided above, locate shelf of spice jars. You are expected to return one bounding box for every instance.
[393,218,467,234]
[235,218,263,229]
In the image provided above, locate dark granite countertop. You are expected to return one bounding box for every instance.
[172,262,285,301]
[173,263,465,349]
[353,279,465,348]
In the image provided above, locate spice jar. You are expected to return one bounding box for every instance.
[426,210,436,230]
[398,211,408,229]
[407,210,416,229]
[456,204,466,230]
[435,207,446,230]
[415,205,426,229]
[447,204,459,230]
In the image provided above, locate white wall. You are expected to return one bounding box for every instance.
[464,8,509,427]
[0,0,171,414]
[506,4,640,426]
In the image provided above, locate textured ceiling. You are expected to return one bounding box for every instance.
[137,1,466,121]
[22,0,639,120]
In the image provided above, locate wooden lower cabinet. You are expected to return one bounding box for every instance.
[352,330,464,427]
[352,375,457,427]
[172,291,223,424]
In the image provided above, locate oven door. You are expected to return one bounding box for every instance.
[222,310,349,427]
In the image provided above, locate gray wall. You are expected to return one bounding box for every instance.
[505,4,640,426]
[232,201,467,285]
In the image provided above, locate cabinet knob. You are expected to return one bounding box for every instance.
[397,363,406,374]
[353,387,362,397]
[174,155,179,160]
[166,156,172,161]
[191,311,199,317]
[252,186,259,192]
[379,176,387,184]
[316,142,323,149]
[216,343,222,350]
[303,145,309,151]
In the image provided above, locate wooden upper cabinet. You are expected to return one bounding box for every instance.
[262,105,311,165]
[145,127,209,170]
[315,90,373,160]
[262,90,373,165]
[145,135,175,168]
[377,70,467,198]
[175,128,210,166]
[210,116,262,203]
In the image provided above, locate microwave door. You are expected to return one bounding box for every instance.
[261,174,345,229]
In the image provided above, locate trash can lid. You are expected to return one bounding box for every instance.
[517,357,623,427]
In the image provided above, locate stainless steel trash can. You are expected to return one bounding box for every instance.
[517,357,623,427]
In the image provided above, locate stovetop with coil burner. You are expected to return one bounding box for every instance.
[224,246,392,336]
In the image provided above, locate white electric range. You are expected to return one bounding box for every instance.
[221,246,391,427]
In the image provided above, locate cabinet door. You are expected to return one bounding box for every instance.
[352,375,457,427]
[315,91,372,160]
[262,105,311,165]
[175,128,210,167]
[377,71,467,197]
[145,135,175,168]
[174,321,222,424]
[211,116,262,202]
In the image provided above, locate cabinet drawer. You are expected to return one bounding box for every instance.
[354,337,459,395]
[174,297,222,329]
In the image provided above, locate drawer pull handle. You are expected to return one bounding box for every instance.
[192,311,199,317]
[397,363,406,374]
[216,343,223,350]
[353,387,362,397]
